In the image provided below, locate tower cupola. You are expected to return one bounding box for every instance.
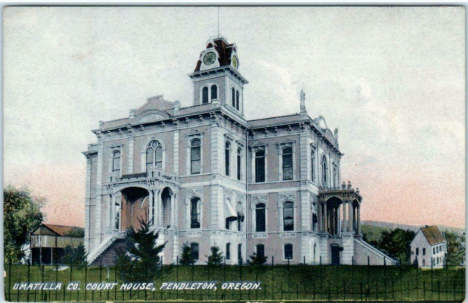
[189,37,248,117]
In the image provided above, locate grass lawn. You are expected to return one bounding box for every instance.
[5,263,465,302]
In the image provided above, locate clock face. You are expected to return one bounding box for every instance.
[232,56,238,69]
[203,52,217,65]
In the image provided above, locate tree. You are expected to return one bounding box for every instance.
[247,252,268,280]
[4,185,45,262]
[376,228,415,264]
[63,243,87,269]
[444,230,465,266]
[64,227,85,238]
[179,242,195,265]
[206,246,223,266]
[247,252,268,266]
[115,218,166,282]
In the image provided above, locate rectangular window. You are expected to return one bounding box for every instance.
[416,248,419,256]
[226,243,231,260]
[282,148,293,181]
[284,244,293,260]
[190,198,200,229]
[255,150,265,183]
[255,205,266,232]
[113,153,121,173]
[257,245,265,258]
[191,145,201,174]
[190,243,199,261]
[238,244,242,263]
[225,147,230,176]
[423,248,426,256]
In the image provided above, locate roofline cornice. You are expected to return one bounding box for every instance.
[189,66,248,84]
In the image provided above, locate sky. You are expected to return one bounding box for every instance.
[4,7,465,228]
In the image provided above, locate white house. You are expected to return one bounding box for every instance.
[410,225,447,267]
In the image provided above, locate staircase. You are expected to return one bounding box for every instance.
[88,235,126,266]
[354,238,398,265]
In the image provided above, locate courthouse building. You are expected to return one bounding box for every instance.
[84,37,395,266]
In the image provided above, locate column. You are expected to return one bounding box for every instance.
[111,195,115,230]
[348,202,353,232]
[324,203,328,233]
[170,194,175,228]
[357,206,361,234]
[337,207,340,235]
[108,195,112,231]
[149,190,154,226]
[342,202,347,232]
[84,156,92,251]
[128,136,134,174]
[317,202,322,231]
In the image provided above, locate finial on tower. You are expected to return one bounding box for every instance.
[300,89,307,114]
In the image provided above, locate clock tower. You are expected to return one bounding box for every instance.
[189,37,248,117]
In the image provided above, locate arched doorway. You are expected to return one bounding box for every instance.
[120,187,149,231]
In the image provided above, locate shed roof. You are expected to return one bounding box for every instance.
[421,226,445,245]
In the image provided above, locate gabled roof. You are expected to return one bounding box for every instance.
[421,226,445,245]
[34,224,84,237]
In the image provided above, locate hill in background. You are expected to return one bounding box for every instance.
[361,220,464,242]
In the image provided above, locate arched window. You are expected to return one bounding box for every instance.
[284,244,293,260]
[238,244,242,263]
[256,203,266,232]
[202,87,209,104]
[311,149,316,182]
[190,243,199,261]
[225,141,231,176]
[190,139,201,174]
[237,148,242,181]
[256,244,265,258]
[255,150,265,183]
[211,85,218,100]
[146,141,163,172]
[190,197,201,229]
[146,148,153,172]
[226,243,231,260]
[283,202,294,231]
[112,151,121,173]
[321,156,328,186]
[236,90,240,110]
[282,147,293,181]
[232,87,235,107]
